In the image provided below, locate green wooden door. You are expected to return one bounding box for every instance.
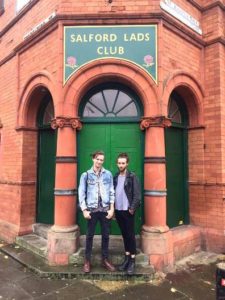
[165,92,189,228]
[37,128,56,224]
[36,96,56,224]
[77,123,143,235]
[165,127,188,227]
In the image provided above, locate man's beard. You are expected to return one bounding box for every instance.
[119,167,126,173]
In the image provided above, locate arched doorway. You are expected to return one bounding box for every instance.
[165,91,189,228]
[77,82,144,234]
[36,93,56,224]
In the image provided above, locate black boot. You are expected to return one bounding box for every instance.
[126,257,135,275]
[117,255,130,271]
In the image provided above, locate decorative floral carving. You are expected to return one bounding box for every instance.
[140,118,151,130]
[140,116,172,130]
[51,117,82,130]
[70,119,82,130]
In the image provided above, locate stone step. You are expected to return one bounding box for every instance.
[32,223,51,239]
[70,247,150,267]
[16,234,47,259]
[17,224,150,270]
[16,233,150,269]
[1,244,155,280]
[32,223,141,250]
[31,223,141,251]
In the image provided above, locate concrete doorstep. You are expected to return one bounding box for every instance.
[0,242,155,281]
[2,224,155,281]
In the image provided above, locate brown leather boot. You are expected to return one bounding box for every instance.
[102,258,116,272]
[83,260,91,273]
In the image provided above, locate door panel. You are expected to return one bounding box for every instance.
[77,123,143,235]
[165,127,188,228]
[37,128,56,224]
[110,124,143,233]
[77,124,111,234]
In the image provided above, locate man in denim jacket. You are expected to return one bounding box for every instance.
[78,150,115,273]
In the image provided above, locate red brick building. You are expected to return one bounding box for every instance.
[0,0,224,270]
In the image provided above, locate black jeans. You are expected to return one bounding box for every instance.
[85,211,110,260]
[115,210,136,255]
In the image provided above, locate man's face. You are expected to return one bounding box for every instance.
[117,157,128,173]
[93,154,104,169]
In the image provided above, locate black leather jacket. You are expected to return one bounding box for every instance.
[113,170,141,211]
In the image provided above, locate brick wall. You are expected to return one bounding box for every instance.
[162,27,202,80]
[0,0,59,61]
[0,0,224,252]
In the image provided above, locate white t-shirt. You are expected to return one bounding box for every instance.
[115,175,129,210]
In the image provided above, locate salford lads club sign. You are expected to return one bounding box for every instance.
[63,25,157,84]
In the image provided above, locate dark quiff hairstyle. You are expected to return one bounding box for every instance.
[117,152,129,163]
[91,150,105,159]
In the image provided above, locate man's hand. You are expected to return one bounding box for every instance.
[129,209,135,215]
[106,209,114,219]
[83,210,91,219]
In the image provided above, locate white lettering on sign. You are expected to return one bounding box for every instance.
[160,0,202,35]
[23,12,56,40]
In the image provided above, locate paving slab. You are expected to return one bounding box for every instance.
[0,240,224,300]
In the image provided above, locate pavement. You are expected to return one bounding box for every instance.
[0,240,224,300]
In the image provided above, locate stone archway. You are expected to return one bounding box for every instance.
[63,58,159,117]
[161,71,204,126]
[46,58,163,266]
[17,73,56,235]
[17,71,57,128]
[160,71,205,264]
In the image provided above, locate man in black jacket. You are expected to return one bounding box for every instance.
[113,152,141,275]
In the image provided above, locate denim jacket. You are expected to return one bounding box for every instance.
[78,167,115,211]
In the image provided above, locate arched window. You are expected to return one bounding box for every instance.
[168,92,188,126]
[37,93,54,127]
[80,83,142,122]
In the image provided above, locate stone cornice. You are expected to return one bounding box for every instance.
[188,125,205,130]
[2,1,225,38]
[189,181,225,187]
[0,51,17,68]
[187,0,225,12]
[187,0,202,11]
[2,11,225,69]
[205,37,225,47]
[202,1,225,12]
[161,15,204,49]
[1,2,225,40]
[15,126,38,132]
[140,116,172,130]
[51,117,82,130]
[0,12,205,68]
